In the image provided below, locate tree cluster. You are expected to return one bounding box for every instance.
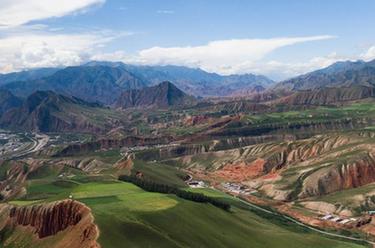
[119,175,230,211]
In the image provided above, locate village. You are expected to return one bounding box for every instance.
[185,177,258,197]
[221,182,258,195]
[0,132,27,157]
[184,174,375,233]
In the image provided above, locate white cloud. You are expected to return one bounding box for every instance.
[253,53,355,80]
[361,46,375,61]
[91,50,129,62]
[264,48,375,80]
[95,35,335,76]
[0,32,116,73]
[0,0,105,27]
[157,10,175,14]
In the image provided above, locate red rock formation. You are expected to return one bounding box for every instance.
[1,200,100,248]
[10,200,82,238]
[301,154,375,198]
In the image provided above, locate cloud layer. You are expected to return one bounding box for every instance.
[96,36,375,80]
[0,31,127,73]
[0,0,113,73]
[94,36,336,76]
[0,0,105,27]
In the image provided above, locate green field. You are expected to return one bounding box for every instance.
[14,177,367,248]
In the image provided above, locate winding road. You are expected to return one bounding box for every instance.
[216,188,375,246]
[3,133,49,159]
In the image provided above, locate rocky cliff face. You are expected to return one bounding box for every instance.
[300,153,375,198]
[179,133,375,202]
[0,200,99,248]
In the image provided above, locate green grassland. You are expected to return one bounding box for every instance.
[11,174,366,248]
[132,160,187,187]
[245,102,375,126]
[141,100,375,139]
[56,101,127,128]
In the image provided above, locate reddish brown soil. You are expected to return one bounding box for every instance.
[213,158,266,182]
[261,171,280,180]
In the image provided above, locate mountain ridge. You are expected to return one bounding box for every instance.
[1,62,274,102]
[0,90,123,133]
[274,59,375,91]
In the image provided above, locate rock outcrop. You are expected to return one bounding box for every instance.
[0,200,100,248]
[300,153,375,198]
[180,133,375,202]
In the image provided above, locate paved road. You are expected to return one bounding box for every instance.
[4,133,49,159]
[215,188,375,246]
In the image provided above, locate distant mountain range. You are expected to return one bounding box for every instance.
[115,81,196,109]
[274,59,375,91]
[0,68,59,86]
[3,59,375,110]
[110,63,274,97]
[0,62,274,104]
[2,66,147,105]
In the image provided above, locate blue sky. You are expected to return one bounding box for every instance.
[0,0,374,80]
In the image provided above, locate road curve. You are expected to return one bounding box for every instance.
[5,133,49,159]
[214,188,375,246]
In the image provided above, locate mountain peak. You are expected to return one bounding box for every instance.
[115,81,195,109]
